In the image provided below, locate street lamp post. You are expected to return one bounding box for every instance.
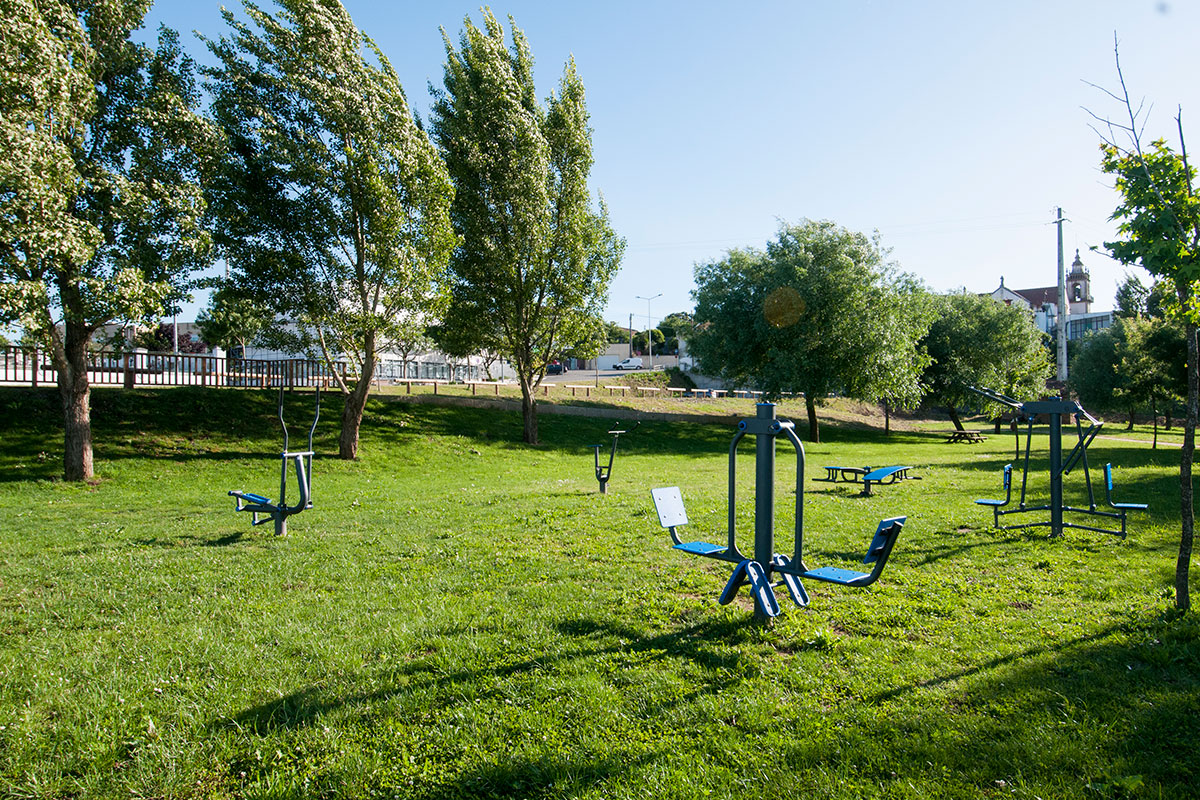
[635,293,662,369]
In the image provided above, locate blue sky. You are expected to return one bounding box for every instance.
[144,0,1200,328]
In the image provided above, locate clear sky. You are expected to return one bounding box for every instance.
[143,0,1200,329]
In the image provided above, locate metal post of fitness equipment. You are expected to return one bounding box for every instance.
[651,402,906,622]
[969,386,1145,538]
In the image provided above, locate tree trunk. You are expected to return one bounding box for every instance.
[883,401,891,435]
[1126,406,1136,431]
[805,394,819,443]
[1152,395,1158,450]
[337,337,376,460]
[1175,313,1196,612]
[947,406,964,431]
[55,319,94,482]
[520,376,539,444]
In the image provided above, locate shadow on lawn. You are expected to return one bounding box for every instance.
[843,613,1200,792]
[222,615,750,738]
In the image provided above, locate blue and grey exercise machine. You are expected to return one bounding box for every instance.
[228,386,321,536]
[590,421,639,494]
[651,403,906,621]
[969,385,1146,538]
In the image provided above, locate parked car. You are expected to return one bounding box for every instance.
[613,357,644,370]
[546,361,566,374]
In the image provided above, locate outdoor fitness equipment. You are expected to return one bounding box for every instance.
[650,403,906,621]
[228,386,321,536]
[589,421,639,494]
[969,386,1146,538]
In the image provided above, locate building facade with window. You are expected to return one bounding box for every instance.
[987,250,1112,341]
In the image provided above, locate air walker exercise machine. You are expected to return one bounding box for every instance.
[970,386,1146,538]
[651,404,906,621]
[228,386,321,536]
[590,421,639,493]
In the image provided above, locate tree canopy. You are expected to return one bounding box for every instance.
[430,10,623,444]
[920,291,1052,429]
[0,0,215,480]
[203,0,456,459]
[690,220,933,441]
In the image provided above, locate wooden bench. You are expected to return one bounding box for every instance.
[944,429,987,443]
[637,386,661,397]
[603,385,628,396]
[563,384,593,397]
[664,387,688,398]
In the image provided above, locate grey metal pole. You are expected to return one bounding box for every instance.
[1056,207,1069,382]
[1049,405,1063,537]
[753,403,776,623]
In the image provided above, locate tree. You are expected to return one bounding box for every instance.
[658,311,695,355]
[431,10,624,444]
[1114,272,1151,319]
[921,291,1052,429]
[1069,322,1128,418]
[602,320,630,345]
[204,0,456,459]
[632,328,664,355]
[690,220,933,442]
[0,0,215,481]
[194,281,271,355]
[1090,44,1200,610]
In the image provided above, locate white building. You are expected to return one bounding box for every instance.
[988,250,1113,341]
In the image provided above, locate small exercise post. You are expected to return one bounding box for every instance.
[590,421,639,494]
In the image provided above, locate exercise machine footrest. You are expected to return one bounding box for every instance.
[803,566,870,585]
[674,541,726,556]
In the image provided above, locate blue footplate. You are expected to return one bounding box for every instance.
[804,566,869,584]
[674,541,726,556]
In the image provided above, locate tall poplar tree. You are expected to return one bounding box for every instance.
[431,10,623,444]
[204,0,456,460]
[0,0,214,481]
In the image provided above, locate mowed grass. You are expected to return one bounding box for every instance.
[0,387,1196,799]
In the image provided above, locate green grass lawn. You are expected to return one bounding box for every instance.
[0,387,1196,799]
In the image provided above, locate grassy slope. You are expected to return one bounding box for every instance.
[0,387,1196,799]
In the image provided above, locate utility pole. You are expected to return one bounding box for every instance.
[628,313,634,359]
[1055,207,1069,383]
[636,293,662,368]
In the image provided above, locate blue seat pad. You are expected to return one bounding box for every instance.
[674,541,726,556]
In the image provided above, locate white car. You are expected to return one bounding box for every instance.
[613,357,644,370]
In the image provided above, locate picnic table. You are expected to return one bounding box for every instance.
[814,466,872,483]
[814,464,920,495]
[944,430,988,444]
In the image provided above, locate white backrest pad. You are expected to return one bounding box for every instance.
[650,487,688,528]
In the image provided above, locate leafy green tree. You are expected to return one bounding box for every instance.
[691,220,933,442]
[1093,52,1200,610]
[431,10,624,444]
[204,0,456,459]
[194,282,271,356]
[0,0,215,481]
[1069,322,1128,418]
[1114,273,1151,319]
[1116,315,1178,446]
[632,328,664,355]
[921,291,1052,429]
[603,320,630,345]
[657,311,695,354]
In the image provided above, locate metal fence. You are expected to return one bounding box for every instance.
[0,347,483,388]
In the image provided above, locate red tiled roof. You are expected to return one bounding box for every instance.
[1013,286,1058,308]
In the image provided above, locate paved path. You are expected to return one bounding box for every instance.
[1095,435,1182,448]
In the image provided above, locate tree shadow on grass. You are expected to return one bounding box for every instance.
[836,612,1200,794]
[221,615,750,738]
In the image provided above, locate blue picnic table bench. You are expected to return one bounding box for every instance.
[815,464,920,496]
